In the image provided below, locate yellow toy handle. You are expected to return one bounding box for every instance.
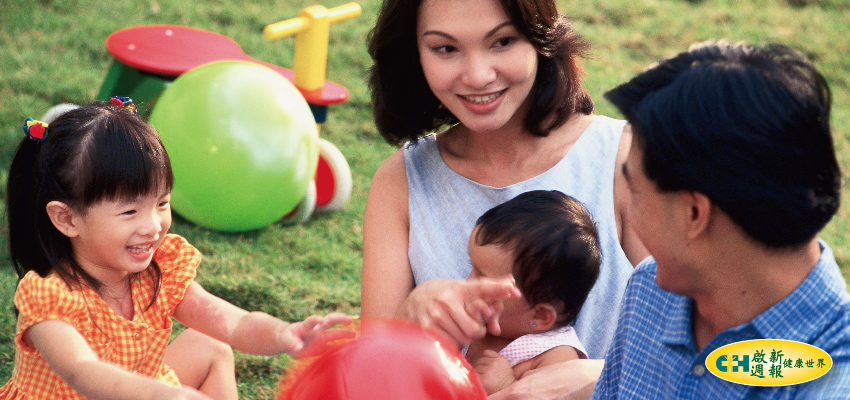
[262,3,361,93]
[263,2,361,40]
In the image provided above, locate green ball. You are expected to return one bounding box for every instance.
[149,60,318,232]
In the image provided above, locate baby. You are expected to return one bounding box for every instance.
[464,190,601,395]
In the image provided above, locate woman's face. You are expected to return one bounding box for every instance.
[417,0,538,134]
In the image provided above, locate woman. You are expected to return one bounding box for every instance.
[362,0,648,395]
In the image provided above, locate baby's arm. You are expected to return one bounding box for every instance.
[475,345,582,395]
[174,282,353,356]
[513,344,581,378]
[27,320,210,400]
[472,350,516,395]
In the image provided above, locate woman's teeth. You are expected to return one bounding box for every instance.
[464,91,503,104]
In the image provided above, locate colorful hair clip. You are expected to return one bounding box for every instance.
[24,117,49,142]
[110,96,138,115]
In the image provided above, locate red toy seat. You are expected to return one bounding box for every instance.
[106,25,348,106]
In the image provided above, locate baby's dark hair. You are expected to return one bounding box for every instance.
[474,190,601,327]
[6,102,173,299]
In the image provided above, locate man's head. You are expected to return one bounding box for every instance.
[606,40,841,249]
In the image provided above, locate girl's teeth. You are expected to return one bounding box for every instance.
[128,245,151,253]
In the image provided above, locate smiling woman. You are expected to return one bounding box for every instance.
[361,0,650,397]
[415,0,538,135]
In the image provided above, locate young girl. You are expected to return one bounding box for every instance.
[1,100,351,400]
[463,190,600,395]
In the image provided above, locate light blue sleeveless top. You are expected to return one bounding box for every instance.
[404,116,633,359]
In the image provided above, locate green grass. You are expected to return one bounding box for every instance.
[0,0,847,398]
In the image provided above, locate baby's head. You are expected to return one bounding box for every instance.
[8,101,173,286]
[467,190,601,338]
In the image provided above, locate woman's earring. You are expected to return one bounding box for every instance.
[532,323,537,327]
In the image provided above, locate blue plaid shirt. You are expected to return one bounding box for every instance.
[593,241,850,399]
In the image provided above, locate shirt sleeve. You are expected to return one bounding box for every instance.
[13,272,88,354]
[152,234,200,312]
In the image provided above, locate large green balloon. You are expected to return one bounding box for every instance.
[149,60,318,232]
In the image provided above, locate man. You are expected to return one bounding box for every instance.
[593,40,848,398]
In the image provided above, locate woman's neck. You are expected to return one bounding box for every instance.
[438,113,594,187]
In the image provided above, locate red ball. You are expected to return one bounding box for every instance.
[277,319,487,400]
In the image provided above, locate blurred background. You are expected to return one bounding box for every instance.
[1,0,847,397]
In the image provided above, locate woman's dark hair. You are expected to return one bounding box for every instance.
[605,40,841,248]
[368,0,594,146]
[7,102,173,307]
[474,190,601,326]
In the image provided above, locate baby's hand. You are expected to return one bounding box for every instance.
[473,350,516,395]
[277,313,354,357]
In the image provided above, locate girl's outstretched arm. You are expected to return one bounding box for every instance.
[174,282,353,356]
[27,320,211,400]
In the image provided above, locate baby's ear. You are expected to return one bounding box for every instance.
[530,303,558,331]
[46,201,79,238]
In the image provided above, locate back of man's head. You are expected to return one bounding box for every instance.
[605,40,841,249]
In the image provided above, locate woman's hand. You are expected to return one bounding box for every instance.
[396,276,520,347]
[488,359,604,400]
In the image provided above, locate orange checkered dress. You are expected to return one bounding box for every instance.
[0,234,199,399]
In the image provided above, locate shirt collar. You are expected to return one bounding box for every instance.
[749,240,846,342]
[658,287,696,349]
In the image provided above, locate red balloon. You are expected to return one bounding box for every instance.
[277,319,487,400]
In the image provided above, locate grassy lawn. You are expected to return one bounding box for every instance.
[0,0,847,398]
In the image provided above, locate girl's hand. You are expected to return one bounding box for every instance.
[156,385,213,400]
[396,276,521,347]
[277,313,355,357]
[473,350,516,395]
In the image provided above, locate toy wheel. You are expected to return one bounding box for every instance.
[41,103,80,123]
[280,180,317,225]
[314,138,352,212]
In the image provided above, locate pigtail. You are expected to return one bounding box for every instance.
[7,138,53,280]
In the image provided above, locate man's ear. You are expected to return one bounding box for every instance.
[530,303,558,331]
[46,201,79,238]
[681,191,712,241]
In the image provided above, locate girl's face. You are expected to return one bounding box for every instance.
[69,190,172,283]
[417,0,538,134]
[467,227,535,340]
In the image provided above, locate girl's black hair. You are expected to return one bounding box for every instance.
[7,102,174,308]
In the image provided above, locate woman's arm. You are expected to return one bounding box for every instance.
[361,148,416,318]
[489,359,605,400]
[613,125,650,266]
[362,148,520,346]
[174,282,352,357]
[27,320,210,400]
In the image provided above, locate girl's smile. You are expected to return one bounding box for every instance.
[64,190,172,284]
[127,241,158,261]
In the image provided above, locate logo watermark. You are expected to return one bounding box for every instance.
[705,339,832,386]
